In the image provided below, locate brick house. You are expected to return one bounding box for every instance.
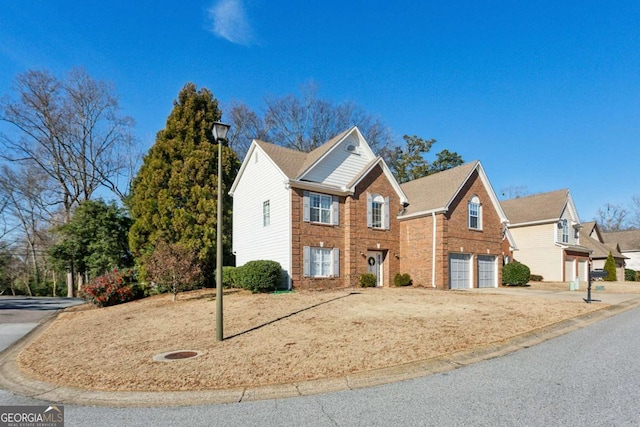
[231,127,511,290]
[230,127,408,289]
[501,189,591,283]
[398,161,510,289]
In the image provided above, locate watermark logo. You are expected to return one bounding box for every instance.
[0,405,64,427]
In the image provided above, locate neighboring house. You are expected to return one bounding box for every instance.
[501,189,591,282]
[580,221,627,280]
[602,229,640,272]
[398,161,510,289]
[230,126,408,289]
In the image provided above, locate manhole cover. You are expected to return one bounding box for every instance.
[153,350,203,362]
[165,351,198,360]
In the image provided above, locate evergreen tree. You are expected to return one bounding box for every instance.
[128,83,240,284]
[49,200,133,280]
[603,251,617,282]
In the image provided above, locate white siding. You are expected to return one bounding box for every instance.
[302,135,375,187]
[232,149,291,285]
[624,251,640,271]
[510,223,564,281]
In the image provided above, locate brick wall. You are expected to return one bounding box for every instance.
[400,170,504,288]
[291,165,401,289]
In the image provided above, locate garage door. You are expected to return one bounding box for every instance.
[478,255,497,288]
[578,260,587,282]
[564,258,575,282]
[449,253,471,289]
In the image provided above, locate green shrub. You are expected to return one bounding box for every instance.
[394,273,412,287]
[236,260,282,293]
[625,269,637,282]
[215,266,241,288]
[223,266,241,288]
[502,262,530,286]
[359,273,377,288]
[529,274,543,282]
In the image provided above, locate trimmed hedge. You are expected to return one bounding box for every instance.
[502,262,531,286]
[394,273,412,287]
[216,266,241,288]
[625,269,637,282]
[359,273,377,288]
[236,260,282,293]
[529,274,543,282]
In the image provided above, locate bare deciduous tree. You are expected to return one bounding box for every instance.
[227,82,395,159]
[145,241,203,302]
[0,68,136,220]
[596,203,628,232]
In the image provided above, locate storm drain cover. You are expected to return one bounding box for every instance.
[153,350,203,362]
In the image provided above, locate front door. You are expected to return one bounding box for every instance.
[367,251,384,287]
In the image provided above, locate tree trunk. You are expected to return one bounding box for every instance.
[52,270,57,297]
[66,271,74,297]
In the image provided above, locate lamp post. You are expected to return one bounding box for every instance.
[212,121,230,341]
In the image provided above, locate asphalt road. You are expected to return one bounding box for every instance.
[0,296,84,352]
[2,302,639,426]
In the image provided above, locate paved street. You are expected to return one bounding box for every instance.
[0,297,84,352]
[1,302,639,426]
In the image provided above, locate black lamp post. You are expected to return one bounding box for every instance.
[212,121,230,341]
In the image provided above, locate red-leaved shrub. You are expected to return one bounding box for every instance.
[81,269,137,307]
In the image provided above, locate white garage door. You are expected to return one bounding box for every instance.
[564,258,575,282]
[478,255,497,288]
[578,259,587,282]
[449,253,471,289]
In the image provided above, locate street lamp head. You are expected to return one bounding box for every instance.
[212,121,231,142]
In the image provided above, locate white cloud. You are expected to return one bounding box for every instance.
[207,0,255,46]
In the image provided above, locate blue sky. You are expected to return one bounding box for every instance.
[1,0,639,221]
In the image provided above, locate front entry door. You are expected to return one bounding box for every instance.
[367,251,384,287]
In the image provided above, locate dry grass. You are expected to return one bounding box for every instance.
[16,285,616,392]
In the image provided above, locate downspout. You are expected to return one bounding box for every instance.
[432,212,437,288]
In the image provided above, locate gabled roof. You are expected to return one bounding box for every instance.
[230,126,408,203]
[501,189,576,226]
[602,229,640,251]
[253,140,307,179]
[398,161,508,222]
[579,228,627,260]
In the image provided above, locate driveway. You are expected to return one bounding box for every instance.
[0,296,84,352]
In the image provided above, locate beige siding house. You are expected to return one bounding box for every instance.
[501,189,591,283]
[602,229,640,272]
[580,221,627,280]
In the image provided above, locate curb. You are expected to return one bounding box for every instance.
[1,296,640,407]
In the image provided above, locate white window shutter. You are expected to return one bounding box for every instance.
[332,196,339,225]
[303,246,310,277]
[366,192,372,228]
[333,248,340,277]
[384,196,390,230]
[303,191,310,222]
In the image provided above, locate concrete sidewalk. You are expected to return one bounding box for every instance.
[1,290,639,408]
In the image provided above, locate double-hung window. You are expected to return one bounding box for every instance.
[468,195,481,230]
[303,246,340,278]
[303,191,339,225]
[561,219,569,243]
[263,200,270,227]
[310,193,332,223]
[367,193,390,229]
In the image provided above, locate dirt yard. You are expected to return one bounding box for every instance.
[16,284,629,392]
